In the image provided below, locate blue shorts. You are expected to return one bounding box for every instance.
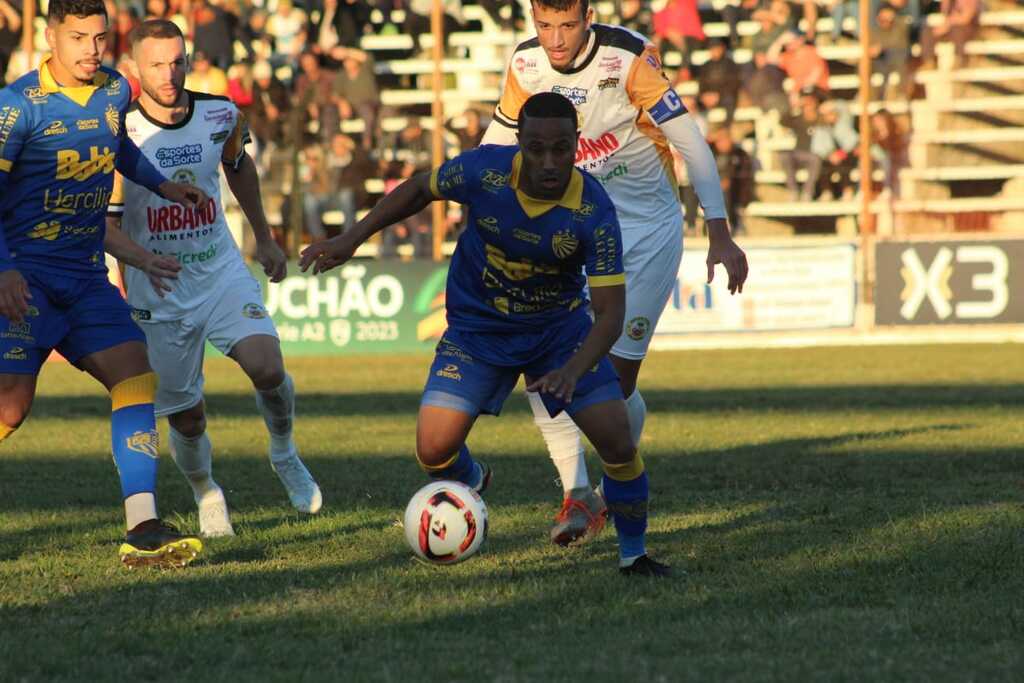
[0,269,146,375]
[422,316,622,418]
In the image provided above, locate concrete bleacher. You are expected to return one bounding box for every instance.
[270,3,1024,243]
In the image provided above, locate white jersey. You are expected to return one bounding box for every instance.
[483,24,693,237]
[109,91,251,321]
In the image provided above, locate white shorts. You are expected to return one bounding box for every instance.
[612,212,684,360]
[138,273,278,416]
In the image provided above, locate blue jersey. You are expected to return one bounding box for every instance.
[431,145,625,334]
[0,57,166,277]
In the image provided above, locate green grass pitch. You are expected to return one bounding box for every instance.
[1,344,1022,681]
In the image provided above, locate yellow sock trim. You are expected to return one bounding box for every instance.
[417,449,460,473]
[111,372,158,411]
[0,422,15,443]
[601,452,645,481]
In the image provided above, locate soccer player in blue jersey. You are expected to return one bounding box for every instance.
[0,0,211,568]
[301,92,669,577]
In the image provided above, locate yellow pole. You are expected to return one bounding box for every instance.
[430,0,446,262]
[858,0,874,305]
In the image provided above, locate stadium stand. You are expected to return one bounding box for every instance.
[6,0,1020,251]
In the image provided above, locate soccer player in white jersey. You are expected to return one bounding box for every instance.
[104,20,322,536]
[481,0,749,546]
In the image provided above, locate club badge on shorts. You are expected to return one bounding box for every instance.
[627,316,651,341]
[242,303,267,319]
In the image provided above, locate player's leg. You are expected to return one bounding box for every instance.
[166,399,234,537]
[0,374,36,442]
[415,334,514,492]
[608,223,684,449]
[569,393,671,578]
[210,275,321,514]
[62,278,201,567]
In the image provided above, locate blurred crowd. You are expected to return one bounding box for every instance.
[0,0,976,247]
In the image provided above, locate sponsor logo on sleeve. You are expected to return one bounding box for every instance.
[23,87,48,104]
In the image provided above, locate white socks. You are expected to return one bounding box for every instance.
[625,389,647,447]
[255,374,295,459]
[124,492,157,530]
[169,426,217,499]
[527,390,590,494]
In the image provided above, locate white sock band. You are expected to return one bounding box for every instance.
[526,390,589,493]
[625,389,647,447]
[124,492,157,530]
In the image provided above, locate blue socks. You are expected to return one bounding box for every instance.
[110,374,160,499]
[422,444,482,489]
[602,465,649,566]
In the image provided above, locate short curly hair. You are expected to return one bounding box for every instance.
[48,0,108,25]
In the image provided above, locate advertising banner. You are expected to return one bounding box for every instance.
[252,261,449,355]
[655,243,857,335]
[875,239,1022,325]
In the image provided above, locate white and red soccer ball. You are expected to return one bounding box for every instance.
[404,481,488,564]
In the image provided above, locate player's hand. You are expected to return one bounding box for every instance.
[706,218,749,295]
[159,181,210,209]
[0,269,32,323]
[299,232,360,274]
[140,252,181,297]
[256,237,288,283]
[526,368,578,403]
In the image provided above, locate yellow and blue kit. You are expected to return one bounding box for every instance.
[422,144,626,419]
[0,57,168,375]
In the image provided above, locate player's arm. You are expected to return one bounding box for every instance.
[0,100,32,322]
[221,113,287,282]
[300,149,481,274]
[626,46,748,294]
[116,135,210,209]
[104,173,181,296]
[480,64,530,146]
[299,171,435,274]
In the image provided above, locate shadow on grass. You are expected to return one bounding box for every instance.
[21,383,1024,421]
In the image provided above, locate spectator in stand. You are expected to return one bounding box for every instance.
[720,0,761,49]
[191,0,235,69]
[326,132,375,233]
[777,32,829,108]
[403,0,464,54]
[886,0,922,40]
[145,0,168,20]
[300,144,331,241]
[241,8,274,64]
[0,0,22,86]
[447,108,485,152]
[871,108,909,198]
[745,51,789,114]
[919,0,980,70]
[698,38,740,123]
[750,7,789,66]
[652,0,706,75]
[780,87,824,201]
[709,126,754,235]
[381,116,433,257]
[312,0,372,61]
[107,4,138,64]
[249,60,290,174]
[769,0,797,32]
[185,50,229,96]
[870,3,911,101]
[618,0,654,36]
[227,61,255,110]
[265,0,308,68]
[812,98,859,200]
[333,46,380,151]
[825,0,859,41]
[295,50,340,142]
